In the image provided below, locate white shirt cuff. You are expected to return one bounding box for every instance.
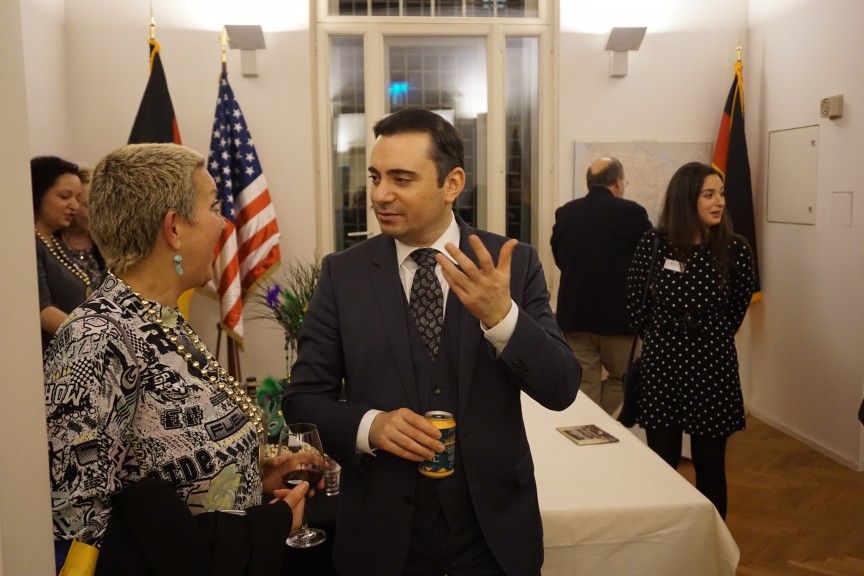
[356,409,383,455]
[481,299,518,355]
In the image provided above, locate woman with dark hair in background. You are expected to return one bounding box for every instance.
[32,155,88,353]
[58,166,107,289]
[626,161,755,519]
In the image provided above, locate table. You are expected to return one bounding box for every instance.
[523,392,739,576]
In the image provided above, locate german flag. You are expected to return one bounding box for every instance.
[128,38,181,145]
[128,37,192,316]
[712,58,761,298]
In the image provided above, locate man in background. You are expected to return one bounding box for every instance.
[551,157,651,414]
[284,108,580,576]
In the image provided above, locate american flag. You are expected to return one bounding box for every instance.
[207,63,281,343]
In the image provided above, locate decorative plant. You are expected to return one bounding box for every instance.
[249,256,321,377]
[258,376,285,446]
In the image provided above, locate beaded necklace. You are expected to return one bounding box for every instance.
[35,229,92,296]
[126,282,265,439]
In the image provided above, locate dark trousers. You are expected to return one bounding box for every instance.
[54,540,72,574]
[646,426,729,519]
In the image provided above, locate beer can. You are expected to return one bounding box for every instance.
[419,411,456,478]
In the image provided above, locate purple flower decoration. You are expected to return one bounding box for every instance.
[266,284,282,307]
[249,257,320,350]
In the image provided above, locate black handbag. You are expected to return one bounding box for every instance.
[618,357,643,428]
[618,235,660,428]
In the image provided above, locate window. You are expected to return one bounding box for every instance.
[314,0,554,254]
[330,0,539,18]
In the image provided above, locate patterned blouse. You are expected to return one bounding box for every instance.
[626,229,755,438]
[45,276,261,546]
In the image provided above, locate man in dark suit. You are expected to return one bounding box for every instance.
[283,108,580,576]
[550,157,651,415]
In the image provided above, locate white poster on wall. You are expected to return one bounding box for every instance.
[572,141,713,225]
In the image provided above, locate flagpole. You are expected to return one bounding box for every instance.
[736,26,742,62]
[149,2,155,40]
[217,25,241,378]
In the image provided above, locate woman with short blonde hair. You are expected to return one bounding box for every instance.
[47,143,321,574]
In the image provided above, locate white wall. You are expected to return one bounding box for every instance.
[557,1,749,197]
[22,0,70,158]
[747,0,864,469]
[1,1,57,573]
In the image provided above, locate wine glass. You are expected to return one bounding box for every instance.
[279,422,327,548]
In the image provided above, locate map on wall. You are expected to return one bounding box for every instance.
[573,141,713,224]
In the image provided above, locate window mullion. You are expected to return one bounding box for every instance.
[364,26,386,239]
[485,25,506,236]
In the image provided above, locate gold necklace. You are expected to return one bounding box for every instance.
[35,229,92,296]
[129,285,265,439]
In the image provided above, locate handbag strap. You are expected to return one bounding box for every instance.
[627,233,660,366]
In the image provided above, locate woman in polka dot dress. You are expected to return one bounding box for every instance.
[626,162,755,519]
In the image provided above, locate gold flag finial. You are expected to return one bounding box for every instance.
[220,27,229,64]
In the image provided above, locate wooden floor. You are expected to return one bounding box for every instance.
[677,416,864,576]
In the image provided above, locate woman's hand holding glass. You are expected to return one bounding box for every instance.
[262,451,326,535]
[268,481,308,535]
[278,423,328,548]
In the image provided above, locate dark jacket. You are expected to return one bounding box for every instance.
[551,186,651,335]
[35,238,89,352]
[95,478,293,576]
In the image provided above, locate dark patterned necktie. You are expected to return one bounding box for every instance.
[410,248,444,359]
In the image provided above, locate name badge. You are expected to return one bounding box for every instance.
[663,258,685,273]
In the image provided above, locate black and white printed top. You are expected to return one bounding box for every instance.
[45,275,261,546]
[626,229,755,438]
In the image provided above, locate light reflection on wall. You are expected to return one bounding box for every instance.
[560,0,679,33]
[154,0,309,32]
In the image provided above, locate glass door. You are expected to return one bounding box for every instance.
[320,23,551,254]
[385,36,488,230]
[329,36,368,250]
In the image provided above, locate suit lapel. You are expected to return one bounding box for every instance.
[369,238,421,411]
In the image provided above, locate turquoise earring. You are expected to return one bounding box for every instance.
[173,253,184,276]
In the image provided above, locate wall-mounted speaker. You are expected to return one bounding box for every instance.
[820,94,843,119]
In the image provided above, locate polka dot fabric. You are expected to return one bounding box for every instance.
[626,229,755,438]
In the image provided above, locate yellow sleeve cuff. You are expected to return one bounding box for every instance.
[59,539,99,576]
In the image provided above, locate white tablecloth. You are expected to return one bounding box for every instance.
[523,393,739,576]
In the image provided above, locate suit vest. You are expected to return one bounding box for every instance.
[403,295,478,533]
